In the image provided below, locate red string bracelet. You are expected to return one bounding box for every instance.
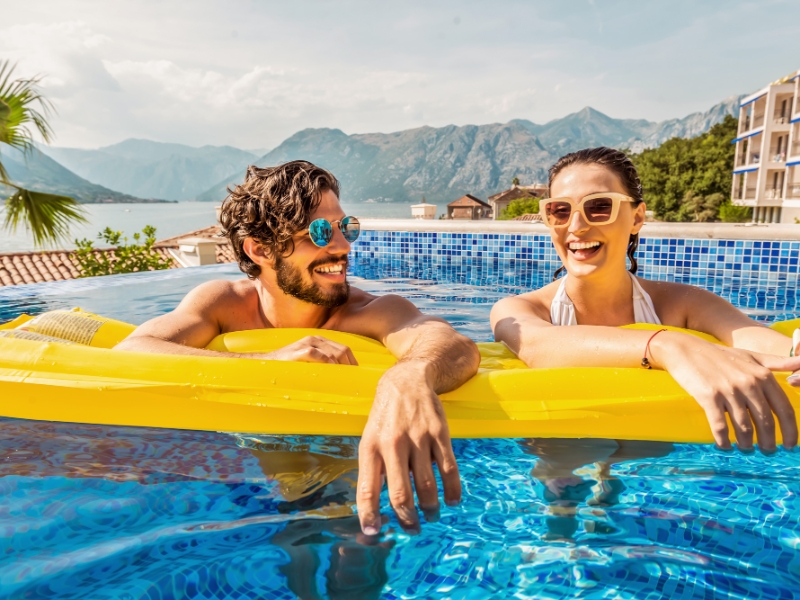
[641,329,668,369]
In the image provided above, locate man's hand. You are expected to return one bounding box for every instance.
[257,335,358,365]
[356,362,461,535]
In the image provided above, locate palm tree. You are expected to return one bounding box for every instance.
[0,60,86,247]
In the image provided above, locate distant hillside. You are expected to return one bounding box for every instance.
[0,146,169,204]
[197,96,743,204]
[512,96,745,154]
[197,122,555,204]
[40,139,258,201]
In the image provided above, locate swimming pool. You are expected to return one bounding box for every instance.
[1,257,799,598]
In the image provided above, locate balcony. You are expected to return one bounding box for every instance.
[765,189,783,201]
[739,114,765,134]
[791,142,800,158]
[790,185,800,199]
[740,118,750,133]
[771,152,786,163]
[738,187,758,201]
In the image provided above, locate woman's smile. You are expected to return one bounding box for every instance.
[567,239,603,260]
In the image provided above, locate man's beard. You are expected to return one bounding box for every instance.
[275,255,350,308]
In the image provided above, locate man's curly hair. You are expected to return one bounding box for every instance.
[219,160,340,278]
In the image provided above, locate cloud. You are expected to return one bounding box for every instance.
[0,21,119,97]
[103,59,432,123]
[1,1,798,149]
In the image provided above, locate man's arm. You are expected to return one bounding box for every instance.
[116,280,357,365]
[342,294,481,535]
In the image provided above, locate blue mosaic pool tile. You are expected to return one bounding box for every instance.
[351,232,800,289]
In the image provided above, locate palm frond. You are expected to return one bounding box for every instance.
[0,60,55,153]
[2,186,87,247]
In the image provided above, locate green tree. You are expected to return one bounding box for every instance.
[512,176,520,186]
[0,61,86,246]
[498,196,540,220]
[630,115,738,222]
[681,191,724,223]
[719,200,752,223]
[72,225,173,277]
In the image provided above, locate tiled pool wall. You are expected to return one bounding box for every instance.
[353,231,800,279]
[351,231,800,316]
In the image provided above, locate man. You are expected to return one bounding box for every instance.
[116,160,480,535]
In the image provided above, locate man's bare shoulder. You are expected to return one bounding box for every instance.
[181,278,257,309]
[325,287,426,339]
[328,286,378,319]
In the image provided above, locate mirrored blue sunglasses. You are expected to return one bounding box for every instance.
[306,216,360,247]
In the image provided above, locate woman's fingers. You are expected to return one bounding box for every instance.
[762,377,798,449]
[724,392,755,450]
[728,355,797,449]
[699,400,732,450]
[742,387,777,452]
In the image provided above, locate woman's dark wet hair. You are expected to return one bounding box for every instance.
[548,147,644,281]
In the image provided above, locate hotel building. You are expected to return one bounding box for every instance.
[731,69,800,223]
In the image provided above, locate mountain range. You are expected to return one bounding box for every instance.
[0,146,170,204]
[13,95,743,205]
[41,139,259,201]
[198,95,744,204]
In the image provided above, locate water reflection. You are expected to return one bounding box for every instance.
[3,419,800,598]
[274,517,394,600]
[521,439,674,540]
[219,436,396,599]
[0,419,395,599]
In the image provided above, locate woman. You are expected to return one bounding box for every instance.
[491,147,800,452]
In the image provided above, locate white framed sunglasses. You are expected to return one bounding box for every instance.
[541,192,635,228]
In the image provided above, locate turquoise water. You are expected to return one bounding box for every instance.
[1,260,800,598]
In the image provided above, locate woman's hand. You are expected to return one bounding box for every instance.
[650,332,798,452]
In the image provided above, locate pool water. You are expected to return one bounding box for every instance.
[1,257,800,599]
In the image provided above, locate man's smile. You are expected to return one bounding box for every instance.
[310,258,348,282]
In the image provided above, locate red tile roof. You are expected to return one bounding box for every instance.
[0,224,237,287]
[488,186,544,204]
[447,194,491,208]
[0,247,178,287]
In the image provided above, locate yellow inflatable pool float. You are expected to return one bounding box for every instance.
[0,309,798,444]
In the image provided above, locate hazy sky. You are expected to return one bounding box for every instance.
[3,0,799,150]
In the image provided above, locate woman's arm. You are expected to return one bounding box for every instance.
[491,294,800,452]
[677,283,794,356]
[491,294,672,368]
